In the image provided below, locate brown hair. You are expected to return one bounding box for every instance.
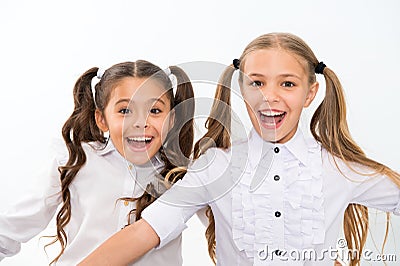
[45,61,194,264]
[199,33,400,265]
[192,65,234,264]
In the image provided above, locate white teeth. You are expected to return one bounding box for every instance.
[260,110,285,117]
[128,137,152,142]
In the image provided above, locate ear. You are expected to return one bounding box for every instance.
[304,81,319,108]
[95,109,109,132]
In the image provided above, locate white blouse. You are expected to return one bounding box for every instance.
[0,139,182,265]
[142,128,400,265]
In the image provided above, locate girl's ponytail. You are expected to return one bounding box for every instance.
[311,67,400,265]
[310,67,365,159]
[311,67,370,266]
[165,65,195,172]
[194,64,235,159]
[193,64,236,264]
[46,67,106,264]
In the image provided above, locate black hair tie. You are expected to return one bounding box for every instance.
[315,61,326,74]
[233,59,240,70]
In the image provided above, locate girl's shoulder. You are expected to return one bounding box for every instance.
[48,138,113,166]
[48,138,69,165]
[192,146,232,166]
[320,145,377,184]
[188,147,233,183]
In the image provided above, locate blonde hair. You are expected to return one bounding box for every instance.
[198,32,400,265]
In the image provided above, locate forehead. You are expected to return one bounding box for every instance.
[243,48,307,77]
[110,77,169,101]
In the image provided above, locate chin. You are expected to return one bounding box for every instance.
[262,136,278,143]
[136,155,156,165]
[255,128,277,143]
[123,152,149,165]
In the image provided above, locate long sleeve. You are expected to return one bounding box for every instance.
[350,170,400,215]
[0,142,63,260]
[323,150,400,215]
[142,147,228,248]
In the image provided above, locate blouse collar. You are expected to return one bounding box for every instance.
[248,127,310,167]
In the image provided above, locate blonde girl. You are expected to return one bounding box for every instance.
[79,33,400,266]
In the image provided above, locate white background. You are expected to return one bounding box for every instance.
[0,0,399,265]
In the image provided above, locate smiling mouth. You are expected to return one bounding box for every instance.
[259,110,286,127]
[126,136,153,151]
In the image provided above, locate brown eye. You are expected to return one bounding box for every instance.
[250,81,263,87]
[150,108,161,114]
[282,81,294,87]
[119,108,131,114]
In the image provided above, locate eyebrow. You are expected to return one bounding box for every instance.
[248,73,265,78]
[148,98,166,105]
[247,72,301,79]
[279,73,301,79]
[114,98,166,106]
[115,98,130,105]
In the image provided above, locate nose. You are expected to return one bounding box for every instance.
[132,112,149,129]
[134,123,148,129]
[261,85,280,103]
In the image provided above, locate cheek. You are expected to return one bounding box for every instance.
[286,94,307,112]
[107,116,124,136]
[109,128,124,150]
[244,101,261,130]
[242,90,261,110]
[242,90,260,122]
[154,115,173,139]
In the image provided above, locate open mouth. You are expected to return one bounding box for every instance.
[126,136,153,151]
[259,110,286,128]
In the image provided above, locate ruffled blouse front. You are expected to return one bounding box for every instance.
[231,129,325,263]
[143,127,399,265]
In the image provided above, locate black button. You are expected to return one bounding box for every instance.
[275,211,281,217]
[274,175,280,181]
[274,147,280,153]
